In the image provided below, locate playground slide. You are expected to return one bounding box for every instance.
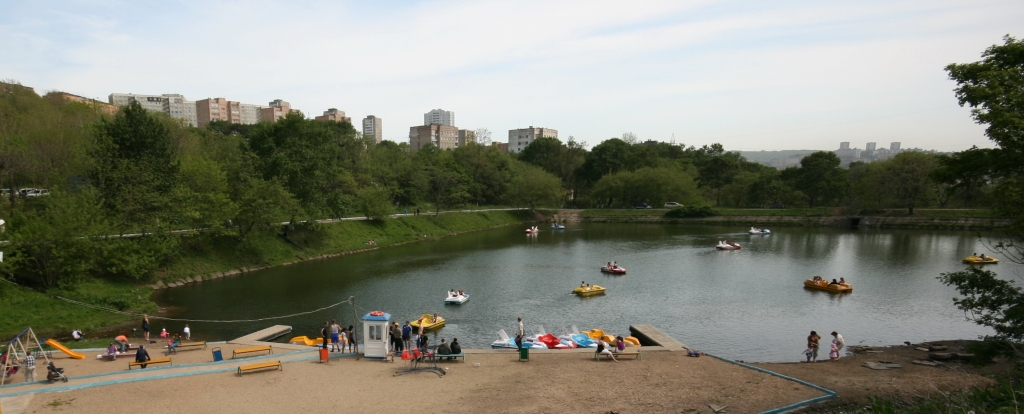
[45,339,86,359]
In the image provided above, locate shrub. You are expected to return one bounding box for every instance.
[664,205,718,218]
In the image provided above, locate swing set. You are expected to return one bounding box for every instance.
[1,327,51,385]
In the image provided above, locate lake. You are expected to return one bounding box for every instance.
[152,223,1019,361]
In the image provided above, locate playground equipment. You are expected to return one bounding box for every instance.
[1,327,52,385]
[44,339,85,359]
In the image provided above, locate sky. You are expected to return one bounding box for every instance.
[2,0,1023,152]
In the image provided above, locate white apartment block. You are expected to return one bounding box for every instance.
[241,104,262,125]
[508,126,558,153]
[363,115,382,143]
[109,93,200,127]
[424,109,455,126]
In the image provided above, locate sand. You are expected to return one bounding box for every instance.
[0,340,1001,414]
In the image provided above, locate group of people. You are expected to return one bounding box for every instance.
[389,320,460,358]
[1,350,36,382]
[810,276,847,286]
[365,240,377,245]
[605,261,620,269]
[320,320,356,353]
[447,289,465,297]
[805,331,844,362]
[595,336,630,362]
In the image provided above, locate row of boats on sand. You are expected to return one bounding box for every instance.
[491,325,641,349]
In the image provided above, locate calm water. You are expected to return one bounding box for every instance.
[152,223,1021,361]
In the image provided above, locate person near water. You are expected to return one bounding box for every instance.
[402,321,413,351]
[183,324,191,340]
[160,328,168,339]
[831,331,845,357]
[390,322,403,353]
[807,331,821,362]
[514,334,523,349]
[450,338,461,355]
[142,315,150,342]
[320,321,329,350]
[437,338,452,358]
[829,342,839,362]
[516,317,525,338]
[597,340,619,362]
[135,345,151,369]
[114,334,129,352]
[347,325,356,353]
[330,320,341,352]
[615,336,626,353]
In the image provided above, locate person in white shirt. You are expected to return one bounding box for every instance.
[183,325,191,340]
[831,331,845,357]
[516,317,524,337]
[71,329,83,341]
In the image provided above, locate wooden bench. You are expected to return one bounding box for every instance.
[232,345,272,359]
[594,350,641,361]
[166,341,207,355]
[435,353,465,362]
[128,357,172,370]
[237,361,281,376]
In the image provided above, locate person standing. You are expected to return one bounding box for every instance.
[807,331,821,362]
[329,320,341,352]
[831,331,845,358]
[142,315,150,342]
[114,334,129,352]
[183,324,191,340]
[516,317,525,338]
[320,321,330,351]
[390,322,403,353]
[402,321,412,351]
[347,325,356,353]
[22,353,36,382]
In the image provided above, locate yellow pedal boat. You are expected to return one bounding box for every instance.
[963,255,999,264]
[288,336,324,346]
[572,285,606,297]
[580,329,641,347]
[410,314,446,331]
[803,279,852,293]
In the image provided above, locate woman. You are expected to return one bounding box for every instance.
[597,340,619,362]
[806,331,821,362]
[615,336,626,353]
[142,315,150,342]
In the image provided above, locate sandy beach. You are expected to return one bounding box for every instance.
[0,338,1000,414]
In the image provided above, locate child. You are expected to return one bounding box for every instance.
[183,324,191,340]
[803,348,813,362]
[160,328,168,338]
[829,342,839,362]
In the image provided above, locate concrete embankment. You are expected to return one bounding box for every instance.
[552,209,1009,229]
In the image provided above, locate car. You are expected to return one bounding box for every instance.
[632,202,651,209]
[664,202,682,208]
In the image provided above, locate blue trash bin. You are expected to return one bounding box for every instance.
[211,347,223,362]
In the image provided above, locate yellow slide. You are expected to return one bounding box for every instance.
[45,338,86,359]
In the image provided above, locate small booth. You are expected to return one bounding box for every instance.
[361,311,391,359]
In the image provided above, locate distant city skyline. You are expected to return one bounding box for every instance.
[3,1,1022,151]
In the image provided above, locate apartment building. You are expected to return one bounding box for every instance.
[362,115,382,143]
[195,98,243,127]
[260,99,299,122]
[315,108,351,123]
[409,124,460,151]
[458,129,476,147]
[109,93,199,126]
[423,109,455,126]
[508,126,558,153]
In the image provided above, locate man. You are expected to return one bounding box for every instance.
[390,322,404,353]
[114,334,129,352]
[831,331,845,358]
[135,345,151,369]
[22,353,36,382]
[320,321,330,351]
[807,331,821,363]
[437,338,452,358]
[417,333,429,354]
[516,317,525,338]
[330,319,341,352]
[402,321,412,351]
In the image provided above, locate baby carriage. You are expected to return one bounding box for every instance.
[47,362,68,383]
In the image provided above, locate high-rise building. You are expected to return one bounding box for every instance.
[865,142,877,152]
[362,115,382,143]
[458,129,476,147]
[508,126,558,153]
[839,142,850,150]
[890,142,901,152]
[259,99,299,122]
[240,104,262,125]
[109,93,199,126]
[424,109,455,126]
[196,98,241,127]
[315,108,351,123]
[410,124,460,151]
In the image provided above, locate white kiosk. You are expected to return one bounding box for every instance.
[361,311,391,359]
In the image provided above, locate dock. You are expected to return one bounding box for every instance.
[629,324,687,350]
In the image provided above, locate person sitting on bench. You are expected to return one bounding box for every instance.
[166,337,177,355]
[614,336,626,353]
[597,340,619,362]
[450,338,461,355]
[135,345,151,369]
[437,338,452,359]
[106,343,118,360]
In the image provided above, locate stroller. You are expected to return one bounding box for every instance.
[47,362,68,383]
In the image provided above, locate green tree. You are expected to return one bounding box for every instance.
[357,186,394,221]
[506,161,565,209]
[90,101,179,232]
[782,151,847,207]
[939,267,1024,364]
[931,146,993,207]
[879,152,937,215]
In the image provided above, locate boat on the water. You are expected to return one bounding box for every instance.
[525,226,539,234]
[803,278,853,293]
[572,284,606,296]
[410,313,446,330]
[444,291,469,305]
[601,266,626,274]
[716,241,742,250]
[749,227,771,234]
[551,224,565,229]
[963,255,999,264]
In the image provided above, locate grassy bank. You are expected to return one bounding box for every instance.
[1,210,533,340]
[580,207,998,219]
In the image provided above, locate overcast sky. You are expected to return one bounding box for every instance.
[3,0,1022,151]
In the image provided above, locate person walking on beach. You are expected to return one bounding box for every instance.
[807,331,821,362]
[516,317,525,338]
[142,315,150,342]
[831,331,844,358]
[329,320,341,352]
[402,321,412,351]
[320,321,330,350]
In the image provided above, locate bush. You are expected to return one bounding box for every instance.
[664,205,718,218]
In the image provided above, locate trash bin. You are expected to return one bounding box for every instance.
[319,347,329,363]
[518,346,529,362]
[211,347,223,362]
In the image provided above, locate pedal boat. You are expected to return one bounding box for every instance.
[410,314,446,330]
[963,255,999,264]
[572,285,606,297]
[803,279,853,293]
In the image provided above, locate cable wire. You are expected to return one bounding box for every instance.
[52,295,353,323]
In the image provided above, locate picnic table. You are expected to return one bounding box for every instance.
[394,346,446,377]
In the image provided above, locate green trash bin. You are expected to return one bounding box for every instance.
[518,346,529,362]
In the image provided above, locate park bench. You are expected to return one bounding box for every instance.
[594,349,641,361]
[128,357,172,370]
[232,345,272,359]
[434,353,465,362]
[237,360,281,376]
[166,341,207,355]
